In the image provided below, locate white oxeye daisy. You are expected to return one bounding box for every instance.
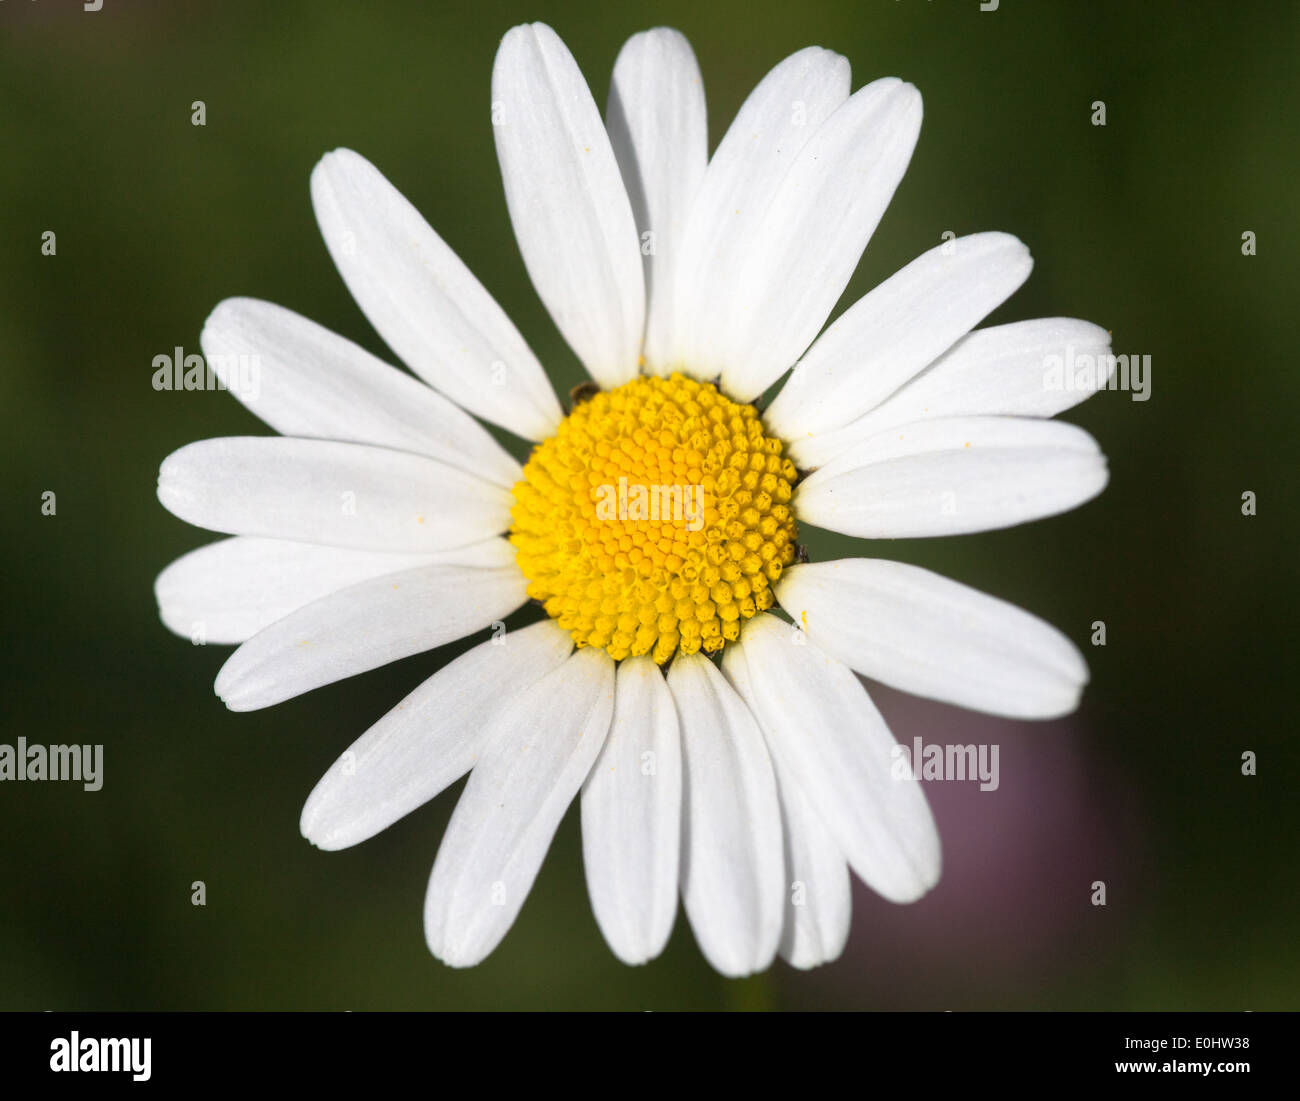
[156,22,1110,976]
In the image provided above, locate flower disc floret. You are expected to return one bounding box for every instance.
[510,373,799,663]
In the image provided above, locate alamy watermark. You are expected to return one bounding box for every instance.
[0,739,102,791]
[152,346,261,401]
[50,1032,150,1082]
[1044,346,1151,402]
[891,737,1000,791]
[594,477,705,532]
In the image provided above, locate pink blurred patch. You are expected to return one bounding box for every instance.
[782,680,1144,1005]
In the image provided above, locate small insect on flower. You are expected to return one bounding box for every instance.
[155,23,1109,976]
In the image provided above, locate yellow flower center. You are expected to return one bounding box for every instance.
[509,373,799,664]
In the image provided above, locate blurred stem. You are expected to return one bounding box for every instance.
[725,971,775,1012]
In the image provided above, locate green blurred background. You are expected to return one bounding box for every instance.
[2,0,1296,1009]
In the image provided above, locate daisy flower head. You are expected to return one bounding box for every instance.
[156,23,1110,976]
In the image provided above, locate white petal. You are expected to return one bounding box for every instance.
[606,28,707,374]
[719,78,923,401]
[724,614,940,904]
[300,620,573,851]
[214,557,528,711]
[791,318,1115,467]
[721,634,854,968]
[155,536,510,645]
[669,652,783,977]
[772,772,853,969]
[311,148,563,441]
[424,647,615,967]
[492,23,645,388]
[795,416,1108,538]
[157,437,512,553]
[200,298,521,489]
[580,655,681,965]
[672,47,851,377]
[777,559,1089,719]
[766,233,1034,442]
